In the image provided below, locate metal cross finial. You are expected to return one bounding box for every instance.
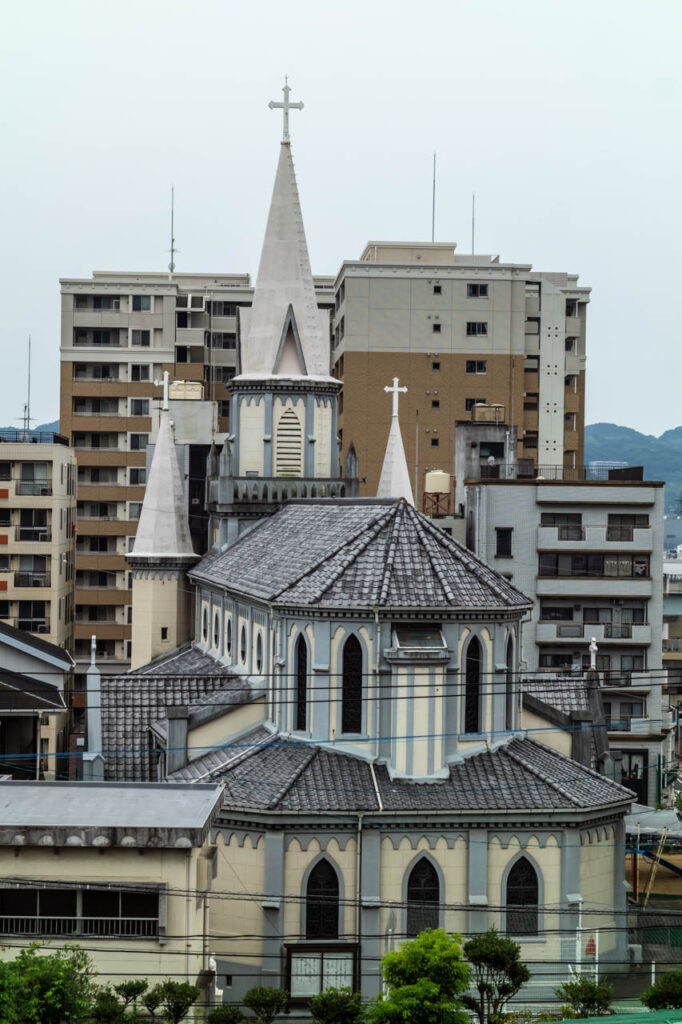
[154,370,170,411]
[268,77,304,142]
[384,377,408,417]
[589,636,598,670]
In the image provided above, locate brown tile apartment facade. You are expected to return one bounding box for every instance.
[59,271,336,681]
[331,243,589,501]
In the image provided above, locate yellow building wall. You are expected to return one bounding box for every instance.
[239,400,265,476]
[488,835,563,961]
[284,837,358,941]
[187,698,266,760]
[522,708,573,758]
[210,831,265,973]
[314,402,332,478]
[580,828,618,955]
[131,573,193,671]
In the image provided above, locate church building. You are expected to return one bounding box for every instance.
[93,84,636,1008]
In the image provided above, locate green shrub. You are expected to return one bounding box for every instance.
[641,969,682,1009]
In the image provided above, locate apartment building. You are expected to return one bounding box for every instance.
[59,271,336,680]
[332,242,589,498]
[465,470,673,805]
[0,430,76,651]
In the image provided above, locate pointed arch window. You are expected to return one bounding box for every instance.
[406,858,439,937]
[506,856,538,935]
[341,635,363,734]
[305,859,339,940]
[275,408,303,477]
[295,635,308,732]
[505,635,514,731]
[464,636,481,733]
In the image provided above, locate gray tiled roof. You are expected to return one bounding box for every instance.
[172,729,633,813]
[0,669,65,712]
[522,675,590,715]
[101,644,247,782]
[192,500,531,611]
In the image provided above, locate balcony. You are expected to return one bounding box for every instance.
[604,716,649,733]
[3,617,51,634]
[18,528,52,542]
[175,328,205,348]
[15,482,52,496]
[14,572,51,588]
[565,315,582,336]
[536,622,652,645]
[537,525,653,551]
[0,915,157,938]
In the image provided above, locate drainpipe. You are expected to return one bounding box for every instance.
[356,813,364,943]
[374,609,381,753]
[186,850,192,982]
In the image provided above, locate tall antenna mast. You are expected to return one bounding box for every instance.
[431,153,436,243]
[19,335,34,437]
[471,192,475,255]
[168,185,176,274]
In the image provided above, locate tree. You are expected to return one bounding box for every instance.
[462,927,531,1024]
[555,977,613,1017]
[207,1008,246,1024]
[242,985,289,1024]
[368,929,470,1024]
[91,979,151,1023]
[309,986,365,1024]
[6,944,95,1024]
[642,970,682,1009]
[142,980,199,1023]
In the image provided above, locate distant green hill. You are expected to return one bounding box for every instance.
[585,422,682,511]
[0,419,59,434]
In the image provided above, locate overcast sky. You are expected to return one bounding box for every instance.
[1,0,679,433]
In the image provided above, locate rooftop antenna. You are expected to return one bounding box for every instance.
[471,192,475,255]
[17,336,35,437]
[431,152,436,243]
[168,185,177,274]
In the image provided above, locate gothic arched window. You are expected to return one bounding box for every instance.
[295,635,308,732]
[406,858,439,937]
[275,407,303,477]
[305,859,339,939]
[506,856,539,936]
[505,635,514,731]
[464,636,481,733]
[342,635,363,734]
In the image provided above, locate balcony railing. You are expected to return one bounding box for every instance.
[73,374,121,382]
[73,410,120,417]
[14,572,51,588]
[15,482,52,496]
[606,526,635,541]
[0,915,157,937]
[556,623,584,637]
[557,525,585,540]
[664,638,682,653]
[18,528,51,542]
[15,618,50,634]
[604,623,634,638]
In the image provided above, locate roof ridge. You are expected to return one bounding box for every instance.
[272,506,394,602]
[266,744,319,809]
[409,505,530,606]
[379,503,404,604]
[502,739,582,807]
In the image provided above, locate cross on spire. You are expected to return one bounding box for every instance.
[384,377,408,417]
[268,76,304,142]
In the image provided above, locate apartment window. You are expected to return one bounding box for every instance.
[92,331,112,345]
[131,295,151,312]
[433,285,442,295]
[88,537,109,552]
[129,468,146,485]
[0,462,10,481]
[430,438,439,447]
[432,323,442,333]
[538,553,649,578]
[93,295,120,311]
[431,400,440,409]
[523,433,538,449]
[131,330,150,347]
[287,946,357,1000]
[467,283,488,298]
[540,605,573,621]
[466,360,487,374]
[130,365,150,382]
[0,886,160,937]
[466,321,488,335]
[209,301,238,316]
[607,513,649,541]
[432,361,440,371]
[218,401,230,418]
[496,528,513,558]
[209,333,237,349]
[213,367,236,383]
[130,399,149,416]
[129,503,143,520]
[465,398,486,412]
[130,434,149,451]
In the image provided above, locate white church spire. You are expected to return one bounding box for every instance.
[130,406,195,561]
[377,378,415,505]
[238,80,331,379]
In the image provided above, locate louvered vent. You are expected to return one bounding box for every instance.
[275,408,303,477]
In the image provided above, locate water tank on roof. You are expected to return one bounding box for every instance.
[424,470,450,494]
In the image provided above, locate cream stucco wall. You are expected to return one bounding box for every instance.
[131,573,193,671]
[580,827,618,955]
[187,698,266,761]
[313,401,332,478]
[239,399,265,476]
[210,832,265,973]
[522,708,573,758]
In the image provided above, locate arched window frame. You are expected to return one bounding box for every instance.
[340,632,365,736]
[463,634,484,735]
[502,851,543,939]
[401,852,444,938]
[505,633,515,731]
[294,632,309,734]
[201,604,209,645]
[224,615,233,663]
[213,609,221,651]
[301,853,343,941]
